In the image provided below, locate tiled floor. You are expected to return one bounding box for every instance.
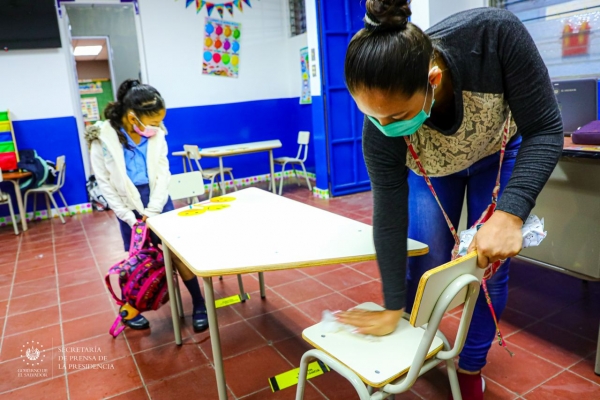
[0,185,599,399]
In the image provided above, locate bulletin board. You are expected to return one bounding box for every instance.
[79,80,114,125]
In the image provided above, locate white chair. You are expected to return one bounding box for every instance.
[183,145,237,199]
[295,252,484,400]
[269,131,312,195]
[24,156,69,224]
[0,169,19,235]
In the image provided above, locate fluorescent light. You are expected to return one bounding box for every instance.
[73,46,102,56]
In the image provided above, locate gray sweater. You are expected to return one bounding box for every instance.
[362,8,563,311]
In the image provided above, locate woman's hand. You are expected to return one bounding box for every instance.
[468,210,523,269]
[141,215,148,223]
[335,309,404,336]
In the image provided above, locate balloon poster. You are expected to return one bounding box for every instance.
[300,47,312,104]
[203,18,241,78]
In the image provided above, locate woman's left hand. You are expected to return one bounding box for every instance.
[335,309,404,336]
[468,210,523,269]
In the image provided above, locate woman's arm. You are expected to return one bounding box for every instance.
[145,134,171,218]
[90,142,137,227]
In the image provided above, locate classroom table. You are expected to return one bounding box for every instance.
[147,187,429,400]
[172,140,283,195]
[1,171,32,232]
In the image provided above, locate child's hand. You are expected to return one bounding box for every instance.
[141,215,148,223]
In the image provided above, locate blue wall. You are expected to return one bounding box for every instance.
[1,98,313,219]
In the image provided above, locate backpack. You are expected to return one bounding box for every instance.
[86,174,109,211]
[105,222,169,338]
[17,150,49,191]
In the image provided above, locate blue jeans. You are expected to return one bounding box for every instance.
[406,135,521,372]
[118,184,174,252]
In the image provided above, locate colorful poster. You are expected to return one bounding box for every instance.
[203,18,241,78]
[81,97,100,122]
[79,81,103,94]
[300,47,312,105]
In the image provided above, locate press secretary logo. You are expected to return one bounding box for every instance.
[18,340,48,378]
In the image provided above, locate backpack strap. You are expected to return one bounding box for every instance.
[129,222,150,256]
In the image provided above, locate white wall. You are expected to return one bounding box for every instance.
[412,0,487,31]
[139,0,303,108]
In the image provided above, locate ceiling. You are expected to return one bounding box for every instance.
[72,38,109,62]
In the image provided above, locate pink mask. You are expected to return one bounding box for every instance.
[131,113,160,138]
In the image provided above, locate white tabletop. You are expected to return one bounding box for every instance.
[172,140,282,158]
[148,187,428,277]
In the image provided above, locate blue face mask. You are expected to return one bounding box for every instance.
[368,82,436,137]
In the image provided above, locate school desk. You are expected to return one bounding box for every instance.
[147,187,429,400]
[172,140,283,194]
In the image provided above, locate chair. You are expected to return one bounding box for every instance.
[269,131,312,195]
[0,169,19,235]
[24,156,69,224]
[183,145,237,200]
[295,252,484,400]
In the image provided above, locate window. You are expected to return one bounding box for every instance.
[289,0,307,36]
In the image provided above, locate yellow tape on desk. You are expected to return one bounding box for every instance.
[268,360,331,392]
[215,293,249,309]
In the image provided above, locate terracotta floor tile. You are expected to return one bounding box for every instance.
[197,320,266,360]
[316,267,371,291]
[242,384,325,400]
[340,280,384,306]
[135,341,208,384]
[12,258,54,273]
[348,260,381,280]
[261,269,307,288]
[233,289,292,320]
[247,307,315,343]
[438,315,460,346]
[55,249,93,265]
[106,387,149,400]
[272,278,332,305]
[298,264,345,278]
[311,369,374,399]
[5,305,60,336]
[61,293,113,322]
[569,353,600,385]
[61,334,131,366]
[7,289,58,316]
[483,342,563,395]
[67,356,142,399]
[0,356,57,393]
[57,267,100,288]
[18,248,55,263]
[0,324,62,362]
[14,265,56,285]
[481,377,521,400]
[506,285,581,320]
[543,300,600,342]
[61,310,117,345]
[499,308,538,337]
[11,277,57,299]
[409,365,450,400]
[273,335,314,366]
[0,273,12,287]
[125,313,193,354]
[147,365,232,400]
[223,345,293,397]
[58,279,106,303]
[296,292,358,322]
[0,376,67,400]
[56,257,96,275]
[213,274,260,298]
[0,262,15,276]
[508,322,596,368]
[0,252,16,266]
[523,370,600,399]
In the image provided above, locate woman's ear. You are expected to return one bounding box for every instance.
[429,66,443,88]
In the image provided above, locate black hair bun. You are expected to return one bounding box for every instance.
[366,0,411,30]
[116,79,141,103]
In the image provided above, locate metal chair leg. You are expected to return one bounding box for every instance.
[299,162,312,191]
[7,197,19,235]
[45,193,52,221]
[279,162,288,196]
[237,275,246,301]
[49,193,66,224]
[58,190,70,216]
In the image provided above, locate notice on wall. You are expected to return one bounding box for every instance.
[203,17,241,78]
[81,97,100,122]
[79,81,103,95]
[300,47,312,105]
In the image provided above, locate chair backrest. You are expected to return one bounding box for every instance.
[56,156,66,189]
[296,131,310,162]
[0,168,3,183]
[183,145,203,173]
[168,172,205,201]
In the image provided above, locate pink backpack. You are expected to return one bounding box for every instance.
[105,222,169,338]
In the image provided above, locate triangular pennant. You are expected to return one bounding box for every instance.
[206,3,215,16]
[225,3,234,16]
[216,5,224,18]
[243,0,251,8]
[186,0,194,8]
[196,0,205,12]
[235,0,243,11]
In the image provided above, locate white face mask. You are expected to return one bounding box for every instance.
[130,113,160,138]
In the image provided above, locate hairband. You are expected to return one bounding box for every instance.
[364,11,381,32]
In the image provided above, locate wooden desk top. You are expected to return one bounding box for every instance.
[563,137,600,159]
[1,171,31,181]
[148,187,428,277]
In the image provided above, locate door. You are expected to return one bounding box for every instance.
[318,0,370,196]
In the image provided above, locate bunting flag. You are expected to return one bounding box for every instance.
[183,0,255,19]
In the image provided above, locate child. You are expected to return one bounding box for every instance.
[86,79,208,333]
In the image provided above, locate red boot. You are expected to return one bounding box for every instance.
[448,371,484,400]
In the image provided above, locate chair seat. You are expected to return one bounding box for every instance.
[302,302,444,388]
[274,157,302,164]
[26,184,59,193]
[202,167,233,179]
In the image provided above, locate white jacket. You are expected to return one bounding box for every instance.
[88,121,171,227]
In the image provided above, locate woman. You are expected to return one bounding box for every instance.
[87,79,209,333]
[337,1,562,398]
